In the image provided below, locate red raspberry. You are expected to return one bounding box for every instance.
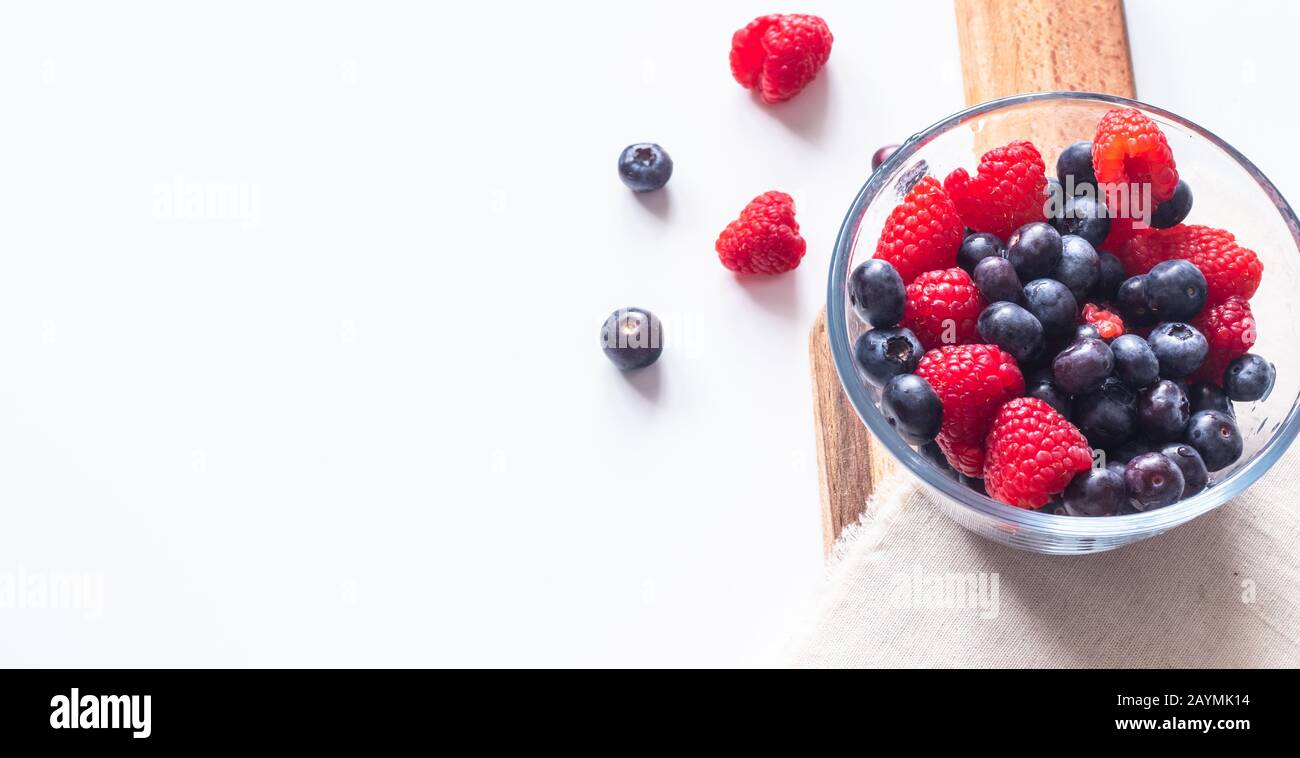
[1092,108,1179,204]
[1081,303,1125,339]
[715,191,806,274]
[1189,296,1257,385]
[942,140,1047,239]
[1118,225,1262,304]
[729,14,832,104]
[983,398,1093,509]
[915,344,1025,477]
[873,176,964,284]
[1113,227,1168,274]
[1098,214,1140,253]
[900,267,986,350]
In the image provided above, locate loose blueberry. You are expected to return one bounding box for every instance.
[1160,443,1209,497]
[848,259,906,327]
[1187,382,1235,418]
[1184,410,1243,471]
[1223,353,1276,402]
[1052,337,1114,395]
[1138,379,1191,441]
[1117,275,1157,327]
[882,374,943,445]
[1052,234,1101,300]
[1150,179,1193,229]
[1143,259,1207,321]
[1110,333,1160,389]
[977,301,1045,364]
[1052,195,1111,248]
[1092,251,1126,301]
[1075,324,1103,341]
[957,233,1007,274]
[617,143,673,192]
[973,256,1023,305]
[1026,369,1071,417]
[872,144,900,171]
[1124,452,1185,511]
[1063,467,1126,517]
[1007,222,1063,282]
[1072,376,1138,449]
[1056,141,1098,193]
[1108,437,1156,466]
[600,307,663,370]
[853,327,924,387]
[1106,460,1128,479]
[1147,322,1208,379]
[1022,278,1078,340]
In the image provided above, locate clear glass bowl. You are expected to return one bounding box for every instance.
[828,92,1300,554]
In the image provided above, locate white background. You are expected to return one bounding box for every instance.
[0,1,1297,667]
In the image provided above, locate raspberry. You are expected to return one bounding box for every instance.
[1098,214,1140,253]
[1092,108,1179,204]
[900,267,986,350]
[983,397,1093,509]
[1118,225,1262,304]
[873,176,965,284]
[729,14,832,104]
[914,344,1025,476]
[1081,303,1125,339]
[1189,296,1257,385]
[942,140,1047,239]
[1113,227,1168,274]
[715,191,806,274]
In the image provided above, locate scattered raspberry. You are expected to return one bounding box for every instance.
[1081,303,1125,339]
[1092,108,1180,204]
[1117,225,1262,304]
[942,140,1047,239]
[900,267,986,350]
[729,14,832,104]
[1112,227,1168,275]
[983,397,1093,509]
[715,191,806,274]
[1098,214,1139,253]
[1190,296,1257,384]
[914,344,1025,477]
[873,176,965,284]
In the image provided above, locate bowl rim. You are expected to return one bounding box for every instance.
[828,90,1300,537]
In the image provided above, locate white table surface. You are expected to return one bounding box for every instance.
[0,1,1296,666]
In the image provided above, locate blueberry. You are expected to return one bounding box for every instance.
[1143,259,1207,321]
[1124,452,1185,511]
[1075,324,1102,341]
[1106,460,1128,479]
[617,143,673,192]
[1150,180,1193,229]
[973,256,1023,305]
[600,307,663,370]
[882,374,943,445]
[1108,437,1156,466]
[1187,382,1235,418]
[1056,141,1098,193]
[854,328,924,387]
[1160,443,1209,497]
[1007,222,1063,282]
[1063,467,1125,517]
[1117,276,1157,327]
[1022,278,1078,339]
[1051,234,1101,299]
[977,301,1045,364]
[957,233,1007,274]
[1052,337,1114,395]
[1072,376,1138,448]
[1092,251,1126,301]
[1223,353,1276,402]
[872,144,900,171]
[1138,379,1191,441]
[1184,410,1243,471]
[1147,322,1208,379]
[1110,334,1160,389]
[1027,369,1071,417]
[919,440,955,476]
[1052,195,1111,248]
[848,259,906,327]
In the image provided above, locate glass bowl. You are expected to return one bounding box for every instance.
[827,92,1300,554]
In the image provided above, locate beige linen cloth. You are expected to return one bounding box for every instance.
[787,453,1300,667]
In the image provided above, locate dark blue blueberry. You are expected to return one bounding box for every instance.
[1143,259,1207,321]
[1187,382,1234,418]
[1007,222,1063,282]
[872,144,899,171]
[1124,452,1185,511]
[1184,410,1243,471]
[600,307,663,370]
[1052,195,1111,248]
[1063,467,1125,517]
[1138,379,1191,441]
[973,256,1023,305]
[1027,369,1071,417]
[848,259,906,328]
[882,374,943,445]
[1092,251,1126,301]
[1108,437,1156,466]
[1106,460,1128,479]
[1147,322,1208,379]
[957,233,1006,274]
[1223,353,1276,402]
[918,440,955,477]
[1117,275,1157,327]
[1160,443,1208,497]
[1044,177,1066,220]
[1072,376,1138,449]
[853,327,923,387]
[977,301,1045,364]
[1110,334,1160,389]
[617,143,673,192]
[1075,324,1102,341]
[1056,141,1098,193]
[1051,234,1101,300]
[1150,180,1193,229]
[1052,337,1114,395]
[1022,278,1078,340]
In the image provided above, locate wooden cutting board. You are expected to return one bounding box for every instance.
[810,0,1137,554]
